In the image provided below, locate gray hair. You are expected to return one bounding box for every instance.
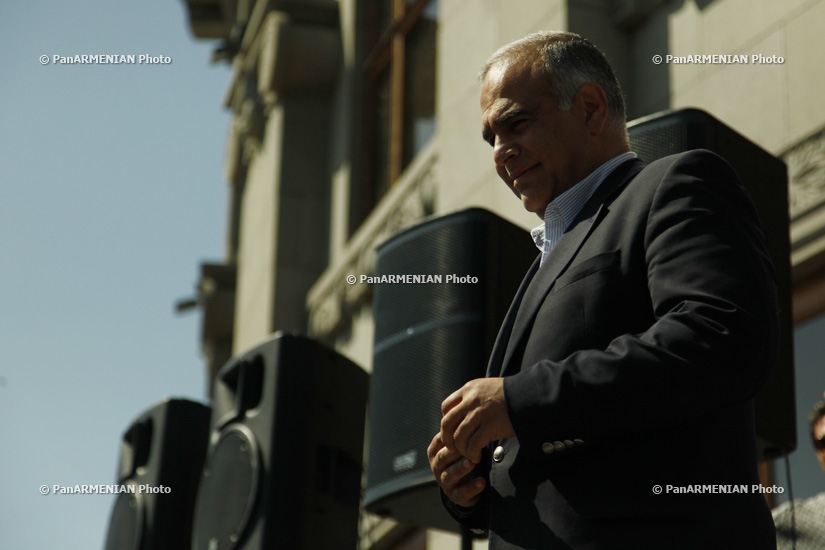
[480,31,627,136]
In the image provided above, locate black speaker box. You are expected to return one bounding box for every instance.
[190,333,368,550]
[104,398,211,550]
[364,208,537,531]
[627,107,796,460]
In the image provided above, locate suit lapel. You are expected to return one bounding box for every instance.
[497,158,645,376]
[485,257,540,377]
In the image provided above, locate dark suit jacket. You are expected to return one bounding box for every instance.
[447,150,780,549]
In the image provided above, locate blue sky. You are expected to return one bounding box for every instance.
[0,1,229,547]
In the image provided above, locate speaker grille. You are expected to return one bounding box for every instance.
[373,217,485,343]
[370,320,483,489]
[192,425,260,550]
[365,208,536,531]
[104,491,143,550]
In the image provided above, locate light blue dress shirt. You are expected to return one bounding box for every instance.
[531,152,637,266]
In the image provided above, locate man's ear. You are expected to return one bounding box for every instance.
[576,82,610,136]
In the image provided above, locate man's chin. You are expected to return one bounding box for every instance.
[522,198,548,217]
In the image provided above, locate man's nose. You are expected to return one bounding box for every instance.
[493,140,517,168]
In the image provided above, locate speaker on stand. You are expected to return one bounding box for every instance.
[190,333,369,550]
[364,208,537,532]
[104,398,211,550]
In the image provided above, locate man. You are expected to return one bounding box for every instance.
[427,31,780,549]
[773,398,825,549]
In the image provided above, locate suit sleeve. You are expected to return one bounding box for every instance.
[502,150,781,459]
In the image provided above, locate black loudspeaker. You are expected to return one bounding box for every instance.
[627,107,796,460]
[364,208,537,531]
[104,398,211,550]
[190,333,368,550]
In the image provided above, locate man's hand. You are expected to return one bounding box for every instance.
[427,432,486,508]
[439,377,515,464]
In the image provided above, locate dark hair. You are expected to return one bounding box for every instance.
[480,31,627,135]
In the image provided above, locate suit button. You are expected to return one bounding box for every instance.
[541,442,554,454]
[554,441,566,452]
[574,438,584,446]
[563,440,574,449]
[493,445,505,462]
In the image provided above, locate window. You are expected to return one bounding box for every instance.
[362,0,438,214]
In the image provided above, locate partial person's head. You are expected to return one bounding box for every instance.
[479,31,630,216]
[810,399,825,474]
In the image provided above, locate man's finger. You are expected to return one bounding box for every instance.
[464,422,491,464]
[441,385,465,418]
[427,432,444,462]
[429,444,485,507]
[431,445,464,483]
[449,410,481,462]
[440,404,464,451]
[448,475,486,508]
[437,453,474,487]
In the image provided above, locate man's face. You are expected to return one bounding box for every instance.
[814,415,825,475]
[480,57,592,216]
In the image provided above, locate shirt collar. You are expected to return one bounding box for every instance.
[531,152,637,256]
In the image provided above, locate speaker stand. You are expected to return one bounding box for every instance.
[461,527,473,550]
